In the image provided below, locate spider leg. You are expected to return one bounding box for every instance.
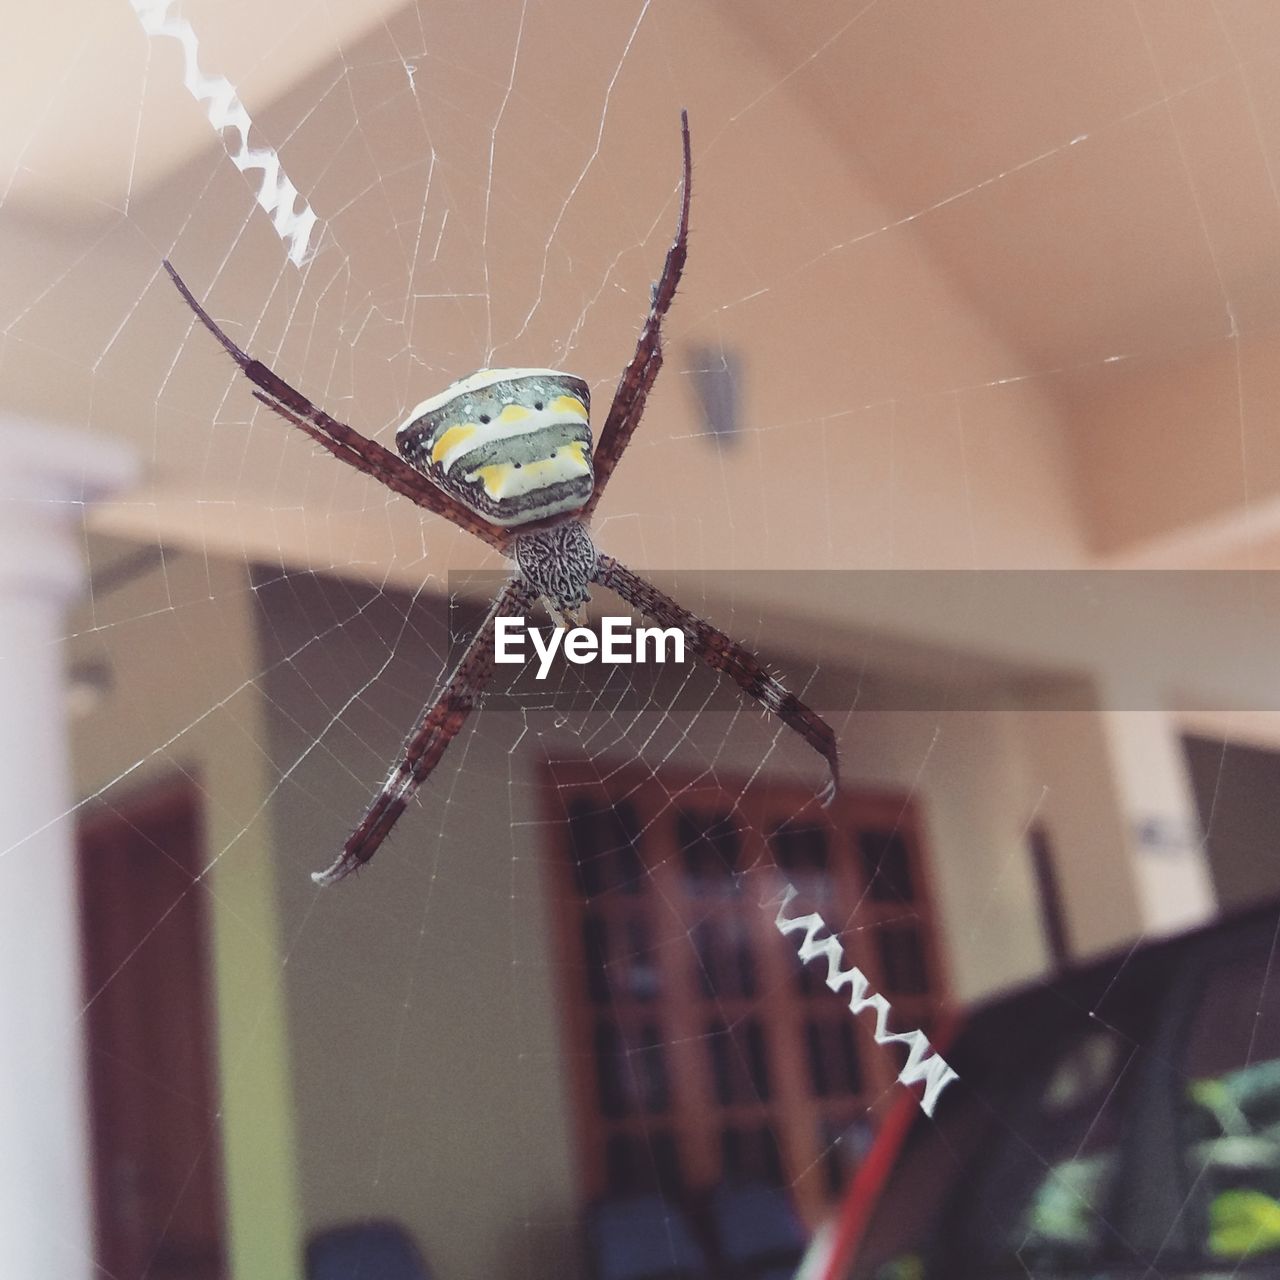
[581,111,691,519]
[593,554,838,805]
[313,576,539,886]
[162,261,511,553]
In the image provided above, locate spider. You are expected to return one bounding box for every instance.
[164,111,838,887]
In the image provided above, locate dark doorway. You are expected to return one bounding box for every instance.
[1184,733,1280,911]
[78,781,226,1279]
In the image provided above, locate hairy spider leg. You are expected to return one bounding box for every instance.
[592,554,839,806]
[312,576,540,886]
[161,261,510,552]
[581,110,692,519]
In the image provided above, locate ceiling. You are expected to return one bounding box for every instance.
[7,0,1280,574]
[12,0,1280,379]
[0,0,408,224]
[727,0,1280,374]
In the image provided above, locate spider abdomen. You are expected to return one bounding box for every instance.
[396,368,593,527]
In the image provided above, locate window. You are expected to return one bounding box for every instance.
[962,1025,1134,1271]
[1177,942,1280,1264]
[543,763,946,1224]
[846,968,1162,1280]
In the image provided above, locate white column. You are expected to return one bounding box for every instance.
[0,420,134,1279]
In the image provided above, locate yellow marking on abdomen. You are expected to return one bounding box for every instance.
[476,460,560,499]
[472,450,590,500]
[431,423,476,464]
[472,461,518,498]
[550,394,588,419]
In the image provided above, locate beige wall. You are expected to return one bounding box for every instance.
[68,544,303,1280]
[65,541,1111,1275]
[67,529,1273,1275]
[1073,330,1280,560]
[238,566,1127,1273]
[1,0,1090,592]
[255,569,584,1278]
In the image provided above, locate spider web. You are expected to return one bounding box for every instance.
[4,1,1280,1277]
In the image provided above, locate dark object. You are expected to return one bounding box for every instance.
[710,1183,807,1278]
[586,1195,709,1280]
[78,783,227,1280]
[306,1221,431,1280]
[163,108,838,888]
[808,894,1280,1279]
[1028,823,1071,968]
[686,344,742,445]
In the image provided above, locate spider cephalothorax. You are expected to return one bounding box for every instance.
[164,110,839,888]
[513,520,597,615]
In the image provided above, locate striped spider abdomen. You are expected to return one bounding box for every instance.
[396,368,593,526]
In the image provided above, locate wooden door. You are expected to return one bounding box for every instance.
[543,761,948,1226]
[78,782,226,1280]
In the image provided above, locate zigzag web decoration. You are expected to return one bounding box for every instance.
[129,0,321,265]
[773,882,959,1118]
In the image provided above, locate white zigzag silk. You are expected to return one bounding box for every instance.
[774,883,958,1117]
[130,0,321,265]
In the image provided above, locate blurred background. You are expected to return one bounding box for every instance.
[5,1,1280,1276]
